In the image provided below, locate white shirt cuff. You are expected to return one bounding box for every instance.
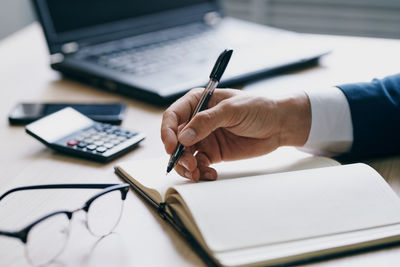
[300,87,353,156]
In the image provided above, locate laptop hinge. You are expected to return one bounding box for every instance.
[61,42,79,54]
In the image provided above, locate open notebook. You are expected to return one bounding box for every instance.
[114,147,400,267]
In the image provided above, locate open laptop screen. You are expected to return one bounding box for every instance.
[46,0,212,34]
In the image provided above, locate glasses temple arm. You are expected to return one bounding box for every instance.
[0,184,119,202]
[0,230,21,240]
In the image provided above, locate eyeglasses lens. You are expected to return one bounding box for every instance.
[86,190,124,237]
[25,213,70,266]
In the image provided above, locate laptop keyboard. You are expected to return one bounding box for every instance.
[78,24,224,76]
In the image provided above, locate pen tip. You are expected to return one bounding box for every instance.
[166,165,173,174]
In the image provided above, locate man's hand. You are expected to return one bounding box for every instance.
[161,88,311,181]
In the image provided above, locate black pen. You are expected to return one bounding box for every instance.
[166,49,233,174]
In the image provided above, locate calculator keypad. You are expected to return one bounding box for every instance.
[66,123,137,154]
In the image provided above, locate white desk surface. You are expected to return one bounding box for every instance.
[1,23,400,267]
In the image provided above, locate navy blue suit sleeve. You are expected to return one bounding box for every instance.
[337,73,400,159]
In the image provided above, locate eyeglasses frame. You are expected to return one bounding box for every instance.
[0,183,129,244]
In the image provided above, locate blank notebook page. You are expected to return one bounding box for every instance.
[173,164,400,253]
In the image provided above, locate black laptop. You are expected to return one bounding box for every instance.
[32,0,329,105]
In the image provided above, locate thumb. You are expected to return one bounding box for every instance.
[178,104,231,146]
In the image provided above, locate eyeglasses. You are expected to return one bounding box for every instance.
[0,183,129,266]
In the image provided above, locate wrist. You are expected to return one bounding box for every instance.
[277,92,311,147]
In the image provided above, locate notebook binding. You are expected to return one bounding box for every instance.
[158,202,168,220]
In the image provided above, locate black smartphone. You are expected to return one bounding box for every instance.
[9,103,126,125]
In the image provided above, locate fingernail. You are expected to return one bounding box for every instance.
[179,128,196,144]
[184,171,192,179]
[179,159,189,170]
[204,172,214,180]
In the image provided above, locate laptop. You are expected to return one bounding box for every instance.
[32,0,329,105]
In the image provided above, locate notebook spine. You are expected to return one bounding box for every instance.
[157,202,168,220]
[114,167,219,267]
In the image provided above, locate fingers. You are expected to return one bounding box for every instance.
[161,88,203,154]
[174,150,218,182]
[161,88,240,154]
[162,88,242,182]
[175,151,200,182]
[178,103,231,146]
[161,127,178,154]
[198,166,218,181]
[175,164,217,182]
[175,163,201,182]
[178,151,197,173]
[196,152,218,180]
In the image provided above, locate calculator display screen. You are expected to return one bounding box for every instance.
[26,108,94,143]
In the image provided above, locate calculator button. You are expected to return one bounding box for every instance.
[84,138,94,144]
[102,137,112,142]
[96,146,107,153]
[75,135,85,141]
[94,140,104,146]
[77,142,88,148]
[80,132,89,138]
[86,129,97,134]
[126,132,137,139]
[117,136,127,142]
[91,134,102,140]
[86,144,97,150]
[110,139,121,145]
[67,140,78,146]
[114,130,122,136]
[104,143,114,149]
[94,124,103,131]
[109,134,118,139]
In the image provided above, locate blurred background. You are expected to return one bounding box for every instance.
[2,0,400,40]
